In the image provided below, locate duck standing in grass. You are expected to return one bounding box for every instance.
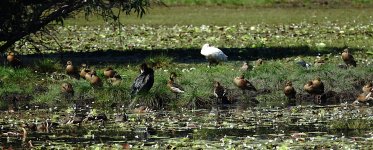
[65,61,79,79]
[6,52,22,68]
[109,73,122,86]
[284,81,296,99]
[104,67,116,78]
[312,77,324,95]
[131,63,154,95]
[233,74,257,94]
[214,81,228,105]
[79,64,90,79]
[362,82,372,93]
[240,62,251,72]
[304,81,315,94]
[200,43,228,67]
[341,48,357,67]
[167,72,184,98]
[355,88,373,104]
[89,70,102,87]
[61,82,74,99]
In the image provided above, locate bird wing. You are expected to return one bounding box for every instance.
[131,73,146,94]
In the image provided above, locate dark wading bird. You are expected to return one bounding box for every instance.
[341,48,357,67]
[131,63,154,95]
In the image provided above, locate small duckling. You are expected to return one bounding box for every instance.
[304,81,315,94]
[312,77,324,95]
[362,82,372,93]
[284,81,296,100]
[341,48,357,67]
[6,52,22,68]
[104,67,116,78]
[167,73,184,98]
[233,74,257,94]
[89,70,102,87]
[214,81,227,104]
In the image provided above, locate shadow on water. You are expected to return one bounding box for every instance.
[16,46,357,65]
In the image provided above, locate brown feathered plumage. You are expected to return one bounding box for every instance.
[233,75,257,92]
[104,67,116,78]
[341,49,357,67]
[312,77,324,95]
[284,81,296,99]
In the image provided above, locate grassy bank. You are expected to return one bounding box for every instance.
[65,7,373,26]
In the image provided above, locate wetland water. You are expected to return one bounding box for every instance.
[1,105,372,149]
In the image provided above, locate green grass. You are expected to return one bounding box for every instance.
[65,7,373,26]
[1,53,372,110]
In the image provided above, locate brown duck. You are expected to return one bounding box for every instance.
[79,64,90,79]
[284,81,296,99]
[65,61,79,78]
[234,74,257,93]
[255,58,263,67]
[109,73,122,86]
[312,77,324,95]
[362,82,372,93]
[6,52,22,67]
[341,48,357,67]
[304,81,315,94]
[167,73,184,97]
[89,70,102,87]
[104,67,116,78]
[61,82,74,95]
[240,62,250,72]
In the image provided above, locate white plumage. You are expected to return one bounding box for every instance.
[201,43,228,66]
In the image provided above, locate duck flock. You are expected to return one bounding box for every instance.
[4,43,373,109]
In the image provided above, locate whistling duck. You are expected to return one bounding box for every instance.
[355,91,373,103]
[240,62,250,72]
[6,52,22,67]
[65,61,79,78]
[104,67,116,78]
[233,74,257,94]
[362,82,372,93]
[80,64,90,79]
[89,70,102,87]
[304,81,315,94]
[109,73,122,86]
[255,59,263,67]
[200,43,228,67]
[341,48,357,67]
[284,81,296,100]
[214,81,228,104]
[131,63,154,95]
[312,77,324,95]
[61,83,74,95]
[167,73,184,98]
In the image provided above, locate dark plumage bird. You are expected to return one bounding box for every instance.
[284,81,296,99]
[214,81,228,104]
[131,63,154,95]
[233,74,257,94]
[6,52,22,68]
[341,48,357,67]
